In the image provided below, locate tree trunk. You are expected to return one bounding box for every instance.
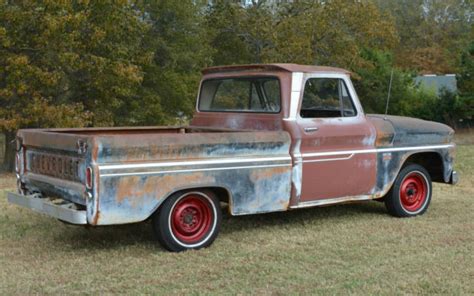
[2,131,16,172]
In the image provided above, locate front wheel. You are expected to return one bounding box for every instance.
[152,190,221,252]
[385,164,432,217]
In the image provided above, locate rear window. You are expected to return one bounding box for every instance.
[198,77,281,113]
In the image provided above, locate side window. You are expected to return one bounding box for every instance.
[341,82,356,117]
[300,78,357,118]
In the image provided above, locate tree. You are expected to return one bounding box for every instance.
[374,0,473,73]
[205,1,274,65]
[455,41,474,128]
[206,0,398,70]
[352,49,439,120]
[266,0,398,70]
[458,41,474,96]
[128,0,213,125]
[0,1,152,170]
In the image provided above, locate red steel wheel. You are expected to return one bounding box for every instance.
[153,190,221,252]
[385,164,432,217]
[399,172,428,213]
[170,194,214,244]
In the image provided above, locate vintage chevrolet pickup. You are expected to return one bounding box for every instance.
[8,64,458,251]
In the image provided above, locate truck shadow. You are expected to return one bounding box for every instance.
[54,201,387,251]
[221,200,388,235]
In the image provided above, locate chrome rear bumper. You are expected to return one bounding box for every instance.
[7,192,87,225]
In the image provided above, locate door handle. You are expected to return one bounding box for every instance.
[304,127,319,133]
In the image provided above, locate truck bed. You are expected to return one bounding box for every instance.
[17,126,293,225]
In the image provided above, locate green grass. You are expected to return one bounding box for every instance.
[1,136,473,295]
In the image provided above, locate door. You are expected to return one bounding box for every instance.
[296,76,377,202]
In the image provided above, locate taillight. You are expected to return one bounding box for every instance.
[85,167,93,189]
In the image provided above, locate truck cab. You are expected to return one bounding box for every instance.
[192,64,456,207]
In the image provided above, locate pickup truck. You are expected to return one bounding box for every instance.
[8,64,458,252]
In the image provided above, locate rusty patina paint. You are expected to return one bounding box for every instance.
[114,173,214,207]
[93,129,292,224]
[96,164,292,225]
[368,114,454,147]
[368,114,456,196]
[202,64,351,75]
[368,116,395,147]
[16,126,291,225]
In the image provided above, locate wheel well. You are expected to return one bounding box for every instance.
[163,186,231,205]
[150,186,231,220]
[203,187,231,204]
[403,152,444,182]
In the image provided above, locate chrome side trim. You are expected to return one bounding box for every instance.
[98,144,453,172]
[290,194,374,209]
[377,144,455,153]
[297,144,454,159]
[100,163,292,178]
[99,156,291,171]
[297,154,354,163]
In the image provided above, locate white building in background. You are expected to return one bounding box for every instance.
[415,74,458,96]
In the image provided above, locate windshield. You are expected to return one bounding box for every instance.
[198,77,281,113]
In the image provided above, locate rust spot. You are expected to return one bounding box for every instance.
[91,209,100,226]
[250,166,289,181]
[368,116,395,147]
[116,176,141,204]
[91,138,99,162]
[115,173,216,207]
[279,198,290,209]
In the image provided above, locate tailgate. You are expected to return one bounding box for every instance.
[17,129,91,206]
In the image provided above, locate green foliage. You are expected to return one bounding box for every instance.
[455,41,474,127]
[354,47,472,128]
[0,0,151,130]
[206,0,398,69]
[374,0,473,74]
[205,1,273,64]
[403,31,474,129]
[0,1,212,169]
[458,41,474,96]
[131,0,212,125]
[353,49,439,120]
[267,0,398,69]
[432,90,470,128]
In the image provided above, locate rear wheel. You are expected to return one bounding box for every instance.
[385,164,432,217]
[152,190,221,252]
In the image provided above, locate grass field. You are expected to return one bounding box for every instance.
[0,134,473,295]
